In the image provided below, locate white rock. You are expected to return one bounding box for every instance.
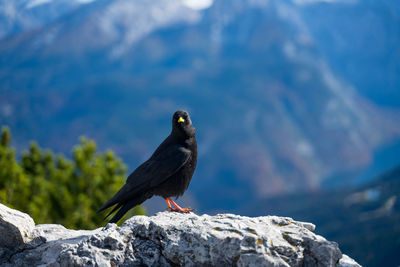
[338,254,362,267]
[0,204,361,267]
[0,203,35,248]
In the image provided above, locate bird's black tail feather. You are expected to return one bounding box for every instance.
[108,192,149,224]
[103,203,122,220]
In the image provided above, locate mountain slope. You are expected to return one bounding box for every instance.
[0,0,399,212]
[297,0,400,107]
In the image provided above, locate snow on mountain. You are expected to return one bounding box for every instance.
[182,0,214,10]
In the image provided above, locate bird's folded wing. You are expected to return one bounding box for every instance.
[130,145,191,187]
[97,146,191,212]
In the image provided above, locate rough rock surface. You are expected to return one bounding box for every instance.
[0,204,35,248]
[0,204,361,267]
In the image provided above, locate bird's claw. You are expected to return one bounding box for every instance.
[168,207,193,213]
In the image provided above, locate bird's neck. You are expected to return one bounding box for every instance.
[171,127,195,139]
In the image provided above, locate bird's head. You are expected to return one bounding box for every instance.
[172,110,195,137]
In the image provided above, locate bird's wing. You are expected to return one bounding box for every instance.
[129,145,191,187]
[97,145,191,213]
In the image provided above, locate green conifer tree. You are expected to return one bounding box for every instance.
[0,126,145,229]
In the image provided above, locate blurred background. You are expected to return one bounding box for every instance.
[0,0,399,265]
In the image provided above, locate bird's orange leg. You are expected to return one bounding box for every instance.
[166,197,193,213]
[165,198,173,212]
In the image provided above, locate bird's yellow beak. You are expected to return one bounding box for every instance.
[178,117,185,123]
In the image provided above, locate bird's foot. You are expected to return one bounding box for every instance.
[165,197,193,213]
[169,207,193,213]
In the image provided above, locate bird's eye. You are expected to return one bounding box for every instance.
[178,117,185,123]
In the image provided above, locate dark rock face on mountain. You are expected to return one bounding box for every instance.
[0,203,360,266]
[0,0,399,213]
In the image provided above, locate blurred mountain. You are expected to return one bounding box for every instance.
[297,0,400,107]
[238,163,400,267]
[0,0,399,212]
[0,0,95,38]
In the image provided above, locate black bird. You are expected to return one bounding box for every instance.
[97,110,197,223]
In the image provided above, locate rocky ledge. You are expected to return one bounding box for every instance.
[0,203,360,266]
